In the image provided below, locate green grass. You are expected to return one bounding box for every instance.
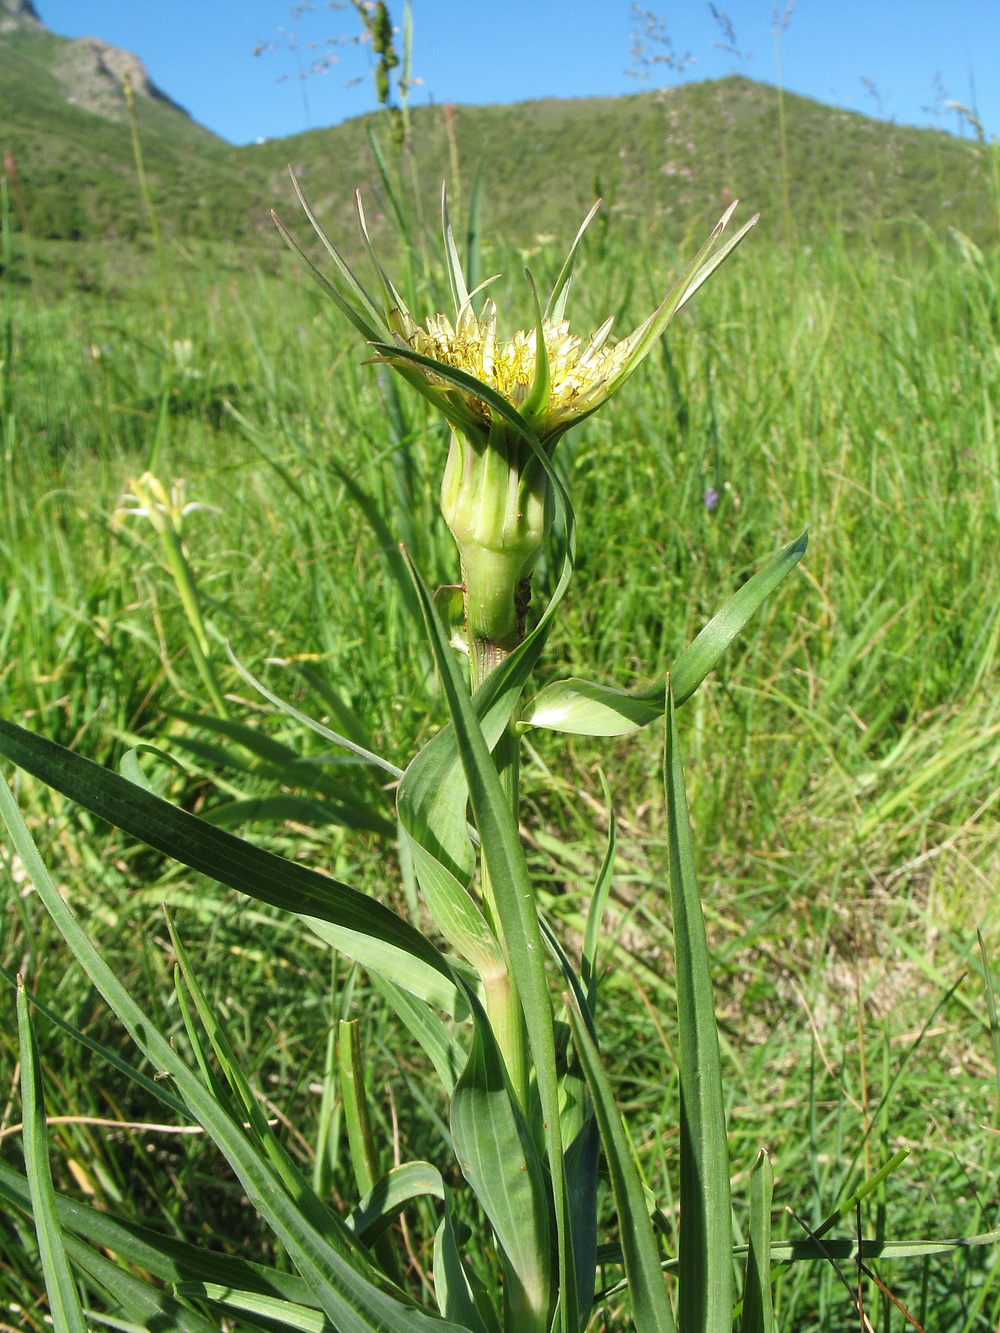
[2,149,1000,1330]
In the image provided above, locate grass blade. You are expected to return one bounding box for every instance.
[225,648,404,780]
[168,914,360,1255]
[741,1149,775,1333]
[0,716,457,1008]
[0,1157,320,1313]
[978,930,1000,1114]
[0,772,470,1333]
[16,978,89,1333]
[665,688,732,1333]
[582,778,617,1014]
[65,1233,219,1333]
[565,992,675,1333]
[175,1284,328,1331]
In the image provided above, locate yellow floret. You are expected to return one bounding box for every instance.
[402,299,633,436]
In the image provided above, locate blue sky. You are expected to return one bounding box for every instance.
[34,1,1000,147]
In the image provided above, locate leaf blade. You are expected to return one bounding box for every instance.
[0,773,469,1333]
[741,1149,775,1333]
[0,717,458,1011]
[665,688,732,1333]
[565,995,675,1333]
[16,979,89,1333]
[520,531,808,736]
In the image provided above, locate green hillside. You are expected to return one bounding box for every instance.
[0,15,997,262]
[0,25,268,241]
[257,78,1000,253]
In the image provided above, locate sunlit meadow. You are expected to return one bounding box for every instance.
[2,107,1000,1330]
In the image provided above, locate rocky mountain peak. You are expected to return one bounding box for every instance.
[51,37,182,120]
[0,0,45,33]
[1,3,188,123]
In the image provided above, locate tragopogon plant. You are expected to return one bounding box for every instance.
[7,183,976,1333]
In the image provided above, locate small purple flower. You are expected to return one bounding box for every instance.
[703,487,719,512]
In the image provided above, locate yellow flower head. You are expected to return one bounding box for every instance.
[390,300,631,443]
[274,184,758,454]
[274,182,757,651]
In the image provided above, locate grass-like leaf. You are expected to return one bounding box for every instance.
[0,772,471,1333]
[67,1233,219,1333]
[565,991,675,1333]
[741,1149,775,1333]
[0,716,459,1012]
[664,688,732,1333]
[451,1010,554,1331]
[434,1190,496,1333]
[178,1283,331,1330]
[168,914,360,1255]
[520,531,808,735]
[16,979,89,1333]
[225,648,405,779]
[368,971,467,1095]
[0,1157,323,1312]
[347,1161,446,1243]
[582,776,617,1014]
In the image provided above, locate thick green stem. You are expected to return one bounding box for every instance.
[443,421,546,1110]
[471,629,531,1111]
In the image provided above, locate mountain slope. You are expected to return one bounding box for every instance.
[254,78,997,254]
[0,24,268,241]
[0,6,995,257]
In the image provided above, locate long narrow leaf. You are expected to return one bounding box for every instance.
[741,1150,775,1333]
[434,1191,494,1333]
[64,1232,219,1333]
[582,780,617,1014]
[16,980,89,1333]
[225,649,404,779]
[520,531,808,735]
[368,971,467,1095]
[565,994,675,1333]
[177,1283,329,1332]
[282,174,390,340]
[451,1009,553,1330]
[0,961,190,1123]
[347,1162,446,1243]
[0,717,458,1012]
[665,688,732,1333]
[0,773,470,1333]
[565,1116,601,1330]
[0,1158,322,1313]
[168,916,362,1256]
[597,1224,1000,1284]
[402,831,503,974]
[602,203,755,399]
[651,530,808,707]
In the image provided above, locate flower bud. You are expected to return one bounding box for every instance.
[440,424,549,656]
